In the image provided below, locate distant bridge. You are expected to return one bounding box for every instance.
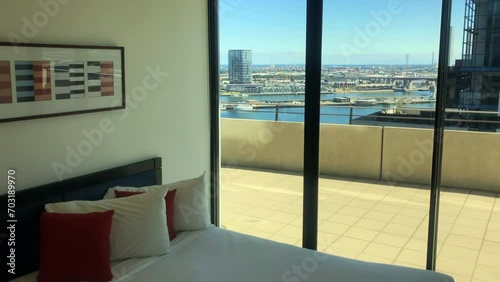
[357,76,437,82]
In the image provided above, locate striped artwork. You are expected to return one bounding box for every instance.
[15,61,51,103]
[0,61,12,104]
[54,62,85,100]
[87,61,114,97]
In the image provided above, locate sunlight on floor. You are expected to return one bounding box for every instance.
[220,167,500,282]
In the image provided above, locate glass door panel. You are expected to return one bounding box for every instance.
[219,0,307,247]
[318,0,441,269]
[437,1,500,281]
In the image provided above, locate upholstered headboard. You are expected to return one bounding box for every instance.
[0,158,162,280]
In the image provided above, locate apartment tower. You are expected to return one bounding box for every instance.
[228,50,253,84]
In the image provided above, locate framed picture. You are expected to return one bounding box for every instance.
[0,42,125,123]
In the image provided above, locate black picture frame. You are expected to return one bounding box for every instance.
[0,42,125,123]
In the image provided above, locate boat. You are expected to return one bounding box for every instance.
[333,97,350,103]
[383,100,396,106]
[393,87,407,93]
[234,104,253,110]
[230,93,249,98]
[354,99,377,106]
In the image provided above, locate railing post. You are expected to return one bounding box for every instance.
[349,107,354,125]
[275,104,280,121]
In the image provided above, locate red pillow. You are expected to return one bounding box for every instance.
[115,189,177,240]
[38,210,114,282]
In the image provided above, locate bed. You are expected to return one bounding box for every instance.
[1,158,454,282]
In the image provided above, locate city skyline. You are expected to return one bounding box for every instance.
[220,0,466,65]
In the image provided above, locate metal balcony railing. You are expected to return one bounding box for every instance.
[221,105,500,132]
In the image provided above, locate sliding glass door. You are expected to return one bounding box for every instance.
[209,1,499,281]
[436,1,500,281]
[317,0,441,268]
[218,0,307,247]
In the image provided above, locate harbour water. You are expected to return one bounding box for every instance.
[221,91,436,125]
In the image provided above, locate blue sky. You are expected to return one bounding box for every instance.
[220,0,466,65]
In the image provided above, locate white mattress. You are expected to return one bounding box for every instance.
[12,227,455,282]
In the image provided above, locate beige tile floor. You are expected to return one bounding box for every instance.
[220,167,500,282]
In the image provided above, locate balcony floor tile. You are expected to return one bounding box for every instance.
[221,167,500,282]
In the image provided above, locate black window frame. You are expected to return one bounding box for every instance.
[207,0,453,271]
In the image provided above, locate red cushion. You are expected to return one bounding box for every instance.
[38,210,114,282]
[115,189,177,240]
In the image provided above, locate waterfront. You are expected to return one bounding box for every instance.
[221,90,434,103]
[221,91,436,125]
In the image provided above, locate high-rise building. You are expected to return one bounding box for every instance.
[448,0,500,131]
[228,50,252,84]
[460,0,500,109]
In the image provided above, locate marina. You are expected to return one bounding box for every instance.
[221,92,437,126]
[220,94,436,110]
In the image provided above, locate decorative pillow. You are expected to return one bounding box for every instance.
[103,172,211,231]
[45,189,169,261]
[115,189,178,240]
[38,210,114,282]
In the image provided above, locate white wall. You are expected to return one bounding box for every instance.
[0,0,210,191]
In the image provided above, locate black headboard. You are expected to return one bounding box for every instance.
[1,157,162,280]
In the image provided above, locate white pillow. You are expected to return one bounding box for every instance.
[45,189,170,261]
[103,172,211,231]
[102,185,162,199]
[168,172,211,231]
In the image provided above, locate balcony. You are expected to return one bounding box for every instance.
[220,119,500,282]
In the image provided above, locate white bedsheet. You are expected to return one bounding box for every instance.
[12,227,455,282]
[115,227,454,282]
